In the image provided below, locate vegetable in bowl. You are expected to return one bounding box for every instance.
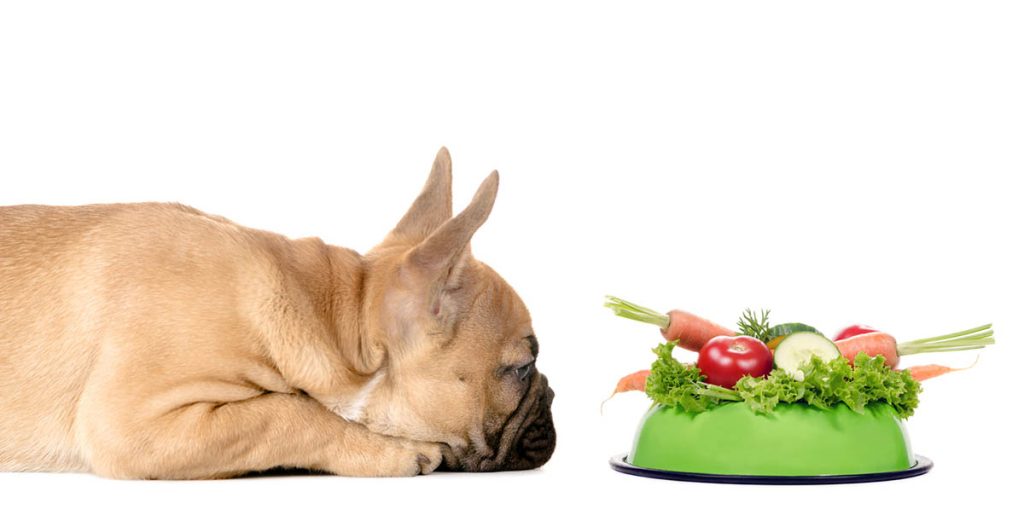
[647,341,922,418]
[604,295,994,418]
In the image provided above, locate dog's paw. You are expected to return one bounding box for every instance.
[403,440,443,476]
[371,439,442,477]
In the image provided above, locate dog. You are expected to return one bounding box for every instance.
[0,148,555,478]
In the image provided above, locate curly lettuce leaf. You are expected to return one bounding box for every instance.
[799,354,855,411]
[852,352,921,417]
[646,343,922,418]
[645,342,740,413]
[735,370,805,413]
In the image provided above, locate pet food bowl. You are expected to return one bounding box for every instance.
[611,402,932,484]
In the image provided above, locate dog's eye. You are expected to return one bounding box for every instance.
[514,362,533,382]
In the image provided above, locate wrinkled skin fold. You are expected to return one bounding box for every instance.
[442,373,556,472]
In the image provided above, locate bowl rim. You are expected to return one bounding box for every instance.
[609,453,933,485]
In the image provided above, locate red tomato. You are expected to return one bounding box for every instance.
[696,335,773,389]
[834,324,879,341]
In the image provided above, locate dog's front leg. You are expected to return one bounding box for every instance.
[77,392,442,479]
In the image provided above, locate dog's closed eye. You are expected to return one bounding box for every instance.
[500,360,534,382]
[514,362,533,382]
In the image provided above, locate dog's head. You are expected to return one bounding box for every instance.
[355,148,555,471]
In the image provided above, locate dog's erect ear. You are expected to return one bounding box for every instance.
[386,147,454,245]
[405,171,499,321]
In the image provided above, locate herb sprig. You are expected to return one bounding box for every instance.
[736,308,771,342]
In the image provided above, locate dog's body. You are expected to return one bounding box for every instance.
[0,149,555,478]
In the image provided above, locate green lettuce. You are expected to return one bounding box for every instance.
[645,342,922,418]
[644,342,744,413]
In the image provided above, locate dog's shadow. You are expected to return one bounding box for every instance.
[237,467,545,479]
[238,467,328,478]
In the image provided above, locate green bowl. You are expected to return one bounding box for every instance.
[629,402,914,476]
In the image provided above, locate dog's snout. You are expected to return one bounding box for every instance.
[503,374,555,471]
[441,373,555,473]
[509,404,555,470]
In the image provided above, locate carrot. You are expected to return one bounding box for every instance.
[836,324,994,369]
[600,369,650,414]
[663,310,737,352]
[604,296,735,352]
[836,332,900,368]
[905,364,960,381]
[612,369,650,394]
[903,356,980,382]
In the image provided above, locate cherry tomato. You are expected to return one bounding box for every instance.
[697,335,773,389]
[834,324,879,341]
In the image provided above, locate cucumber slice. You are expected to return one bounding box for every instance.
[767,323,822,339]
[773,332,841,380]
[765,323,822,350]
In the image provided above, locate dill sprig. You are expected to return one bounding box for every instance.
[737,308,771,342]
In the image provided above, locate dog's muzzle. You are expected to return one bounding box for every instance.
[441,373,556,472]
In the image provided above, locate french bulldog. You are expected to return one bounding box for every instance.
[0,148,555,478]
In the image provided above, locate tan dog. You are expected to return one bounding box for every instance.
[0,148,555,479]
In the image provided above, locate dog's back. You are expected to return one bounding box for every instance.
[2,205,117,470]
[0,203,250,471]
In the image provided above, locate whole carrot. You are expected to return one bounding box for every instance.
[835,324,994,369]
[604,296,735,352]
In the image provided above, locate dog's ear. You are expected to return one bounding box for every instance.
[404,170,499,324]
[384,147,453,246]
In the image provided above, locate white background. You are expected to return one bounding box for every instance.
[2,1,1022,513]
